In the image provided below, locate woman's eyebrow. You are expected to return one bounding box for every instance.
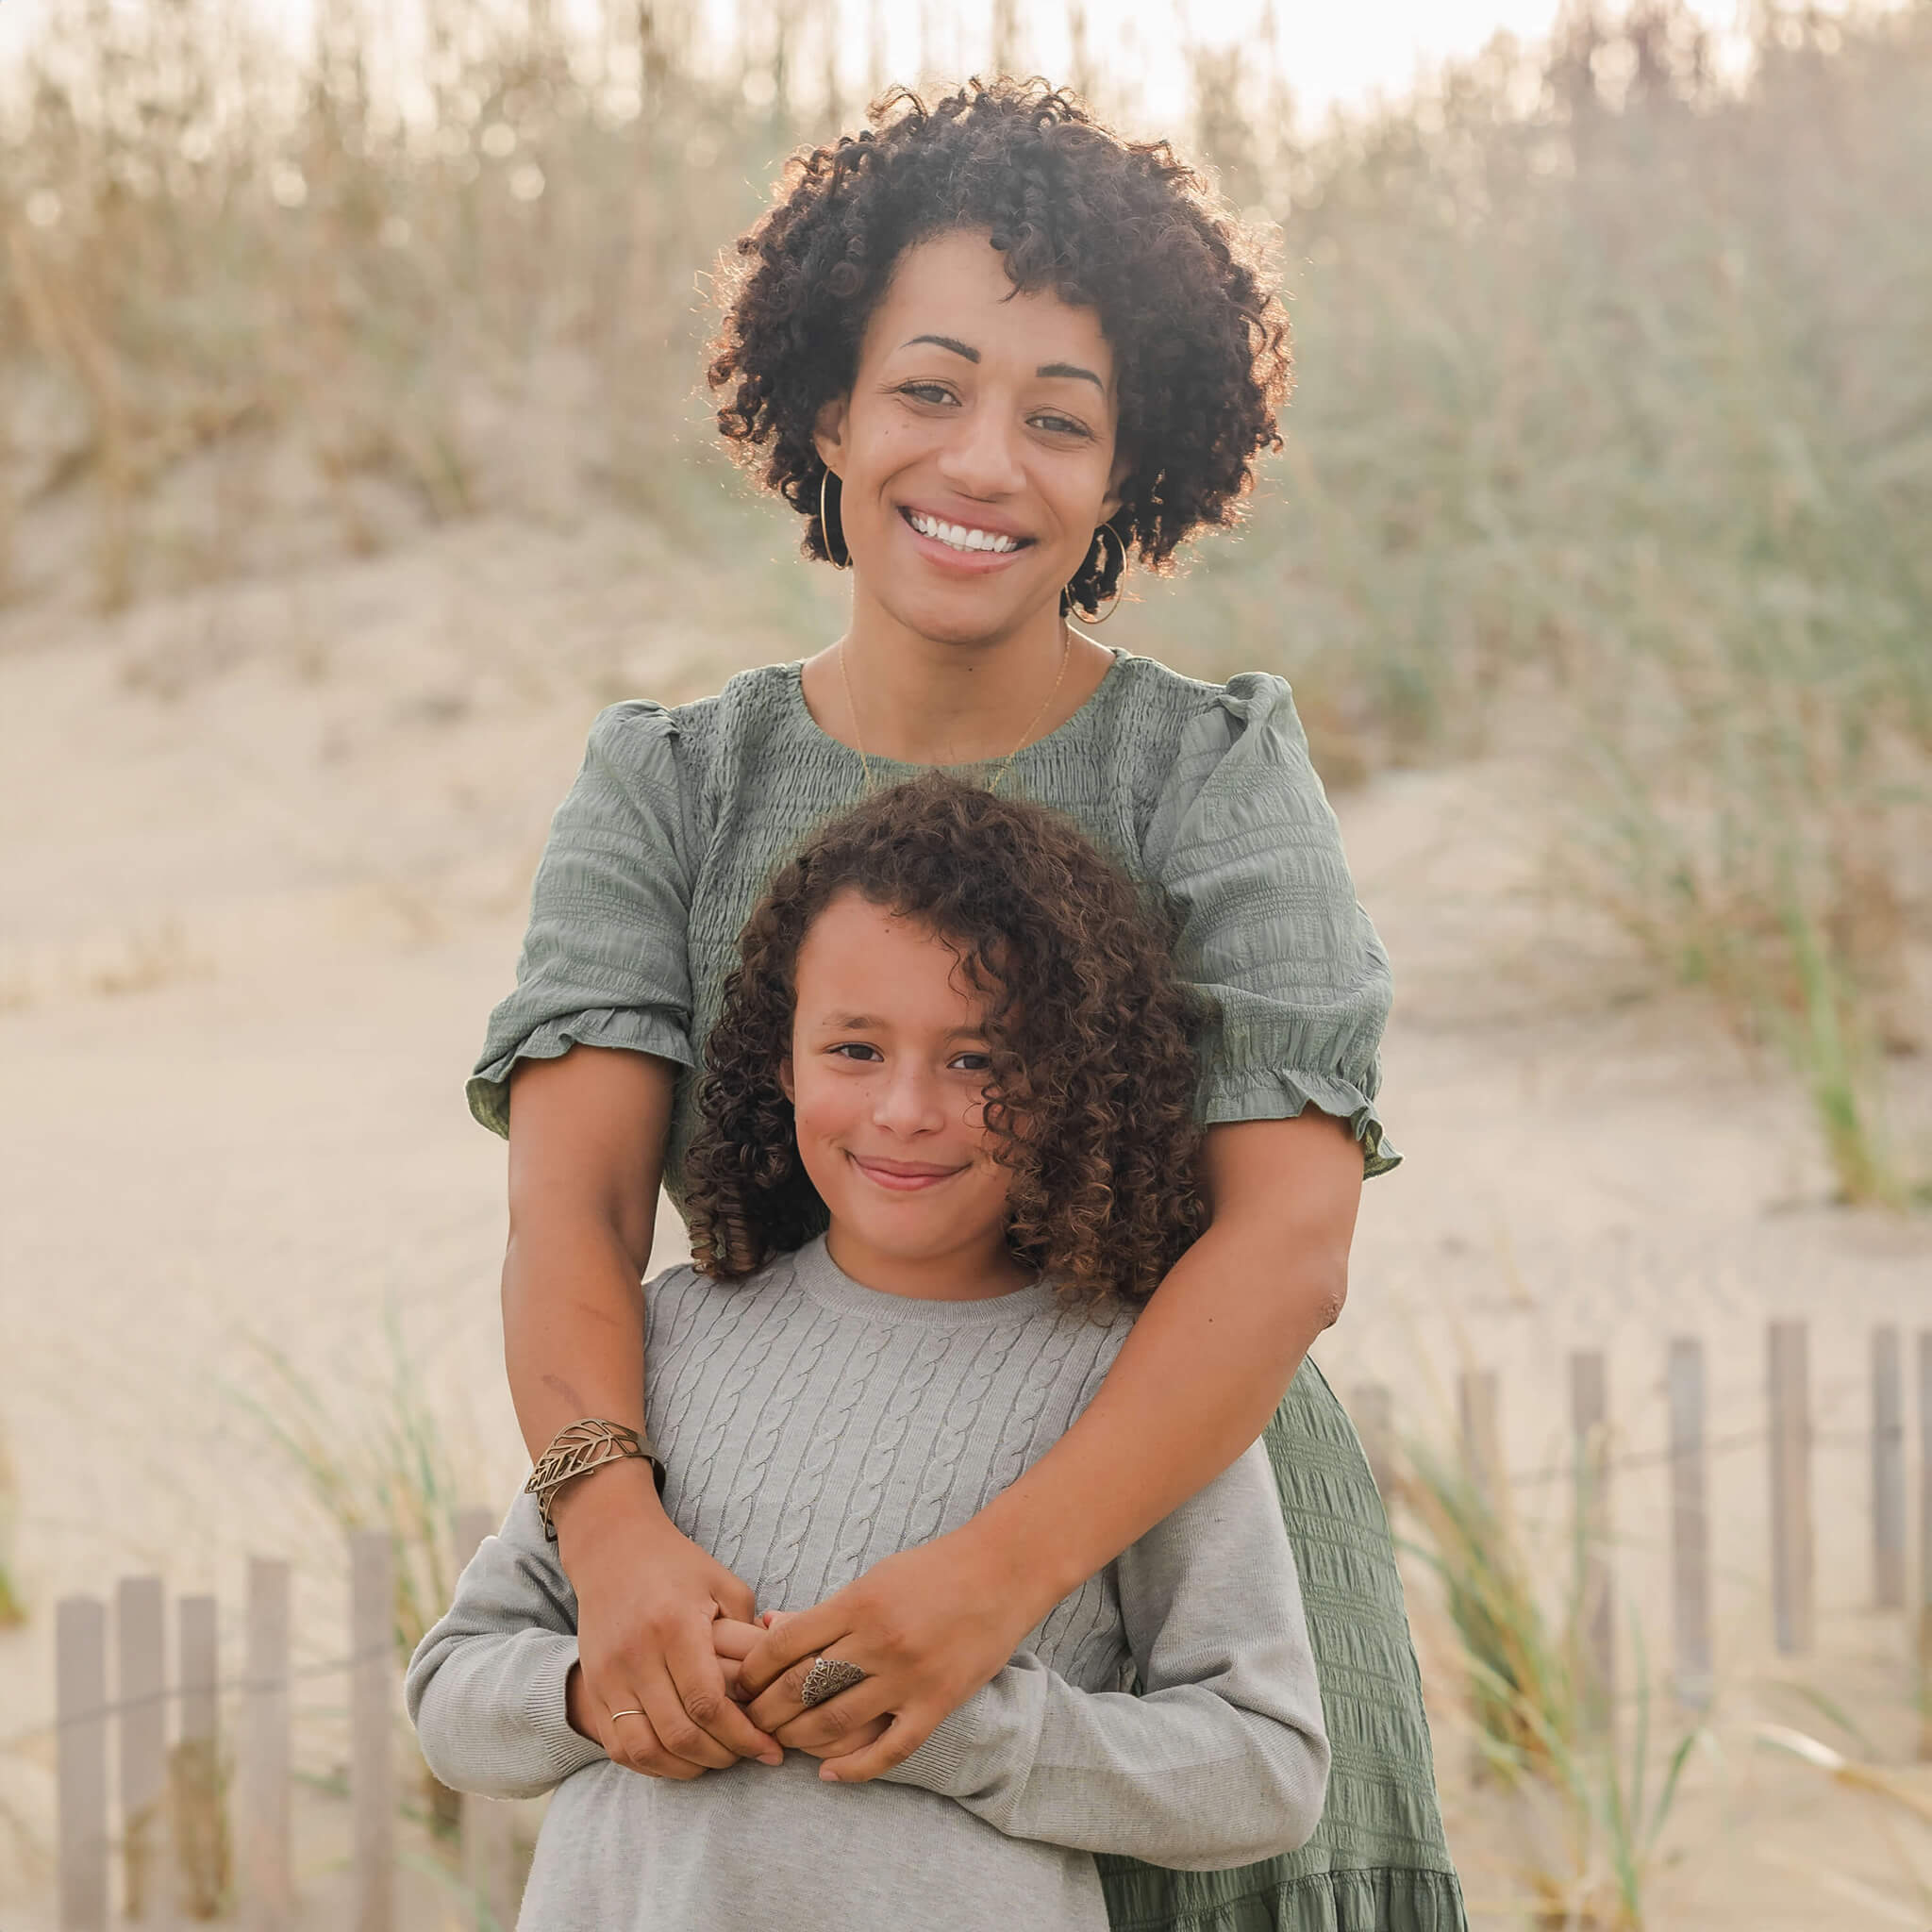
[902,333,979,361]
[900,335,1103,392]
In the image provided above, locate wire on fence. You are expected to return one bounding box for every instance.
[1431,1423,1874,1494]
[0,1639,400,1755]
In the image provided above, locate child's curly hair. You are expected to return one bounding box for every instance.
[683,774,1208,1306]
[707,76,1291,619]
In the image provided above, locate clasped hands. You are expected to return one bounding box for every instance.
[567,1606,891,1781]
[561,1482,1038,1788]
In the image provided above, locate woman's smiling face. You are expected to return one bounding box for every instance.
[814,227,1125,647]
[779,888,1030,1300]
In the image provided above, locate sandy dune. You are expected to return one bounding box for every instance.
[3,510,1929,1925]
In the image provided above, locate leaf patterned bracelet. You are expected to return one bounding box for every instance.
[525,1419,665,1539]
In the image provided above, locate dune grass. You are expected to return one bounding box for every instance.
[238,1312,478,1833]
[1401,1431,1711,1928]
[3,0,1926,1195]
[1755,1724,1932,1919]
[241,1312,468,1667]
[0,1426,25,1628]
[1172,3,1932,1203]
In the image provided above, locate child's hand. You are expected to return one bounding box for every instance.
[709,1617,766,1703]
[776,1706,894,1774]
[711,1610,798,1705]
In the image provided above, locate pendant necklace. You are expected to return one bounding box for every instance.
[838,628,1072,797]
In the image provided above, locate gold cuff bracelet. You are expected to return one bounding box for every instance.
[525,1418,665,1539]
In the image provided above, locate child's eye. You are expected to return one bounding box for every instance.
[950,1051,993,1073]
[830,1042,883,1062]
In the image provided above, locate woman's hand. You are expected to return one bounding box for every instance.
[718,1611,892,1772]
[558,1459,784,1778]
[739,1529,1045,1782]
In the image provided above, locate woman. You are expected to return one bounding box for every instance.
[414,776,1331,1929]
[472,78,1464,1930]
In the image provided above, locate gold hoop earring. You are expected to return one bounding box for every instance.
[1067,523,1124,625]
[819,469,849,569]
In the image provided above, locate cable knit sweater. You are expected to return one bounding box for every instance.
[407,1239,1329,1932]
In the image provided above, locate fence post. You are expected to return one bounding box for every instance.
[1918,1333,1932,1758]
[351,1529,395,1932]
[1874,1326,1905,1610]
[1768,1320,1814,1656]
[57,1595,108,1932]
[455,1507,518,1932]
[174,1594,225,1920]
[1458,1369,1502,1512]
[242,1557,291,1930]
[1350,1384,1397,1509]
[1570,1350,1613,1730]
[116,1576,166,1921]
[177,1597,218,1747]
[1668,1338,1711,1707]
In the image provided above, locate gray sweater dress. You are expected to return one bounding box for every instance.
[407,1239,1330,1931]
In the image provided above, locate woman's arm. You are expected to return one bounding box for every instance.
[741,1109,1361,1776]
[874,1443,1328,1868]
[503,1046,782,1774]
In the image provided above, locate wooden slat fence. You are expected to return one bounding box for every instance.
[36,1317,1932,1925]
[47,1531,500,1930]
[1357,1320,1932,1721]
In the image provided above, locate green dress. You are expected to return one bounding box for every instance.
[471,652,1467,1931]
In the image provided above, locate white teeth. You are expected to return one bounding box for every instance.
[910,512,1015,555]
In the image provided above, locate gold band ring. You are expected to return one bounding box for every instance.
[607,1708,645,1722]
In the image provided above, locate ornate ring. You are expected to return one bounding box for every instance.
[800,1657,867,1708]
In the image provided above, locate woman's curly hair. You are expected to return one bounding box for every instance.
[707,76,1291,618]
[683,774,1208,1306]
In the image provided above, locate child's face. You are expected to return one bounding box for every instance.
[780,889,1027,1298]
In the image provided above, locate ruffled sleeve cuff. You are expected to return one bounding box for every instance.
[467,1004,693,1139]
[465,701,697,1138]
[1199,1065,1401,1177]
[1149,675,1402,1181]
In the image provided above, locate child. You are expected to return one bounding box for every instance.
[407,775,1330,1931]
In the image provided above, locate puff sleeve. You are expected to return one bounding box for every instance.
[1143,674,1398,1175]
[467,703,696,1137]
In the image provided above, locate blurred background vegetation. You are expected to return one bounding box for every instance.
[2,0,1927,1204]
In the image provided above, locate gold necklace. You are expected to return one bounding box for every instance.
[838,627,1073,796]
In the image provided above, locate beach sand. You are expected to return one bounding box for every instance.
[3,508,1929,1926]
